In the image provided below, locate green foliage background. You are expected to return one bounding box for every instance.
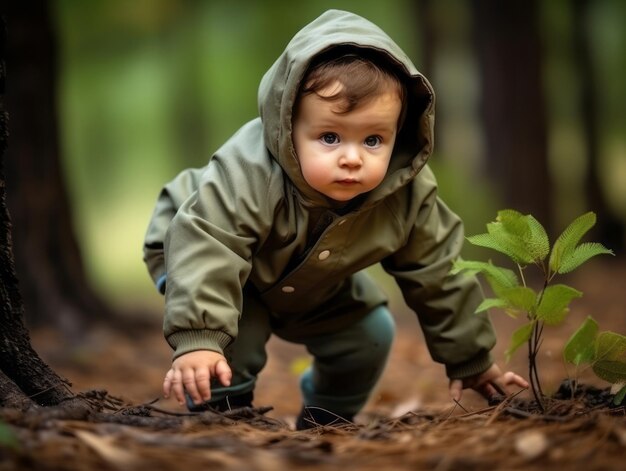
[52,0,626,309]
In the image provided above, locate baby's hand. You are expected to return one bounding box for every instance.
[449,363,528,402]
[163,350,232,406]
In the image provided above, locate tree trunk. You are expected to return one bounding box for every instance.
[4,1,112,335]
[470,0,552,232]
[572,0,624,253]
[414,0,447,148]
[0,15,74,409]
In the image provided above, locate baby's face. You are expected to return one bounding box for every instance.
[292,82,402,202]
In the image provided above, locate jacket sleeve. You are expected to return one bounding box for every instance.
[382,167,496,379]
[163,155,280,359]
[143,168,205,293]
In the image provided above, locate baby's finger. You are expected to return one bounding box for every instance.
[215,359,232,387]
[194,367,212,402]
[474,380,500,400]
[502,371,530,389]
[488,380,507,396]
[449,379,463,402]
[163,370,174,398]
[182,369,201,405]
[171,369,186,405]
[486,373,529,400]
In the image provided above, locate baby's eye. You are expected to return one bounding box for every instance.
[364,136,382,148]
[321,133,339,145]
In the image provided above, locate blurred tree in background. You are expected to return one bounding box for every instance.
[572,0,625,249]
[471,0,551,231]
[2,0,625,323]
[1,11,76,409]
[4,0,111,336]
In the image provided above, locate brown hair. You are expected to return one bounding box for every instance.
[297,49,407,122]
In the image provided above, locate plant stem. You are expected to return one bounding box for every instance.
[533,329,540,385]
[517,264,527,287]
[527,320,545,412]
[525,273,549,412]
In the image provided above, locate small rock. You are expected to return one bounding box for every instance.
[514,431,549,460]
[390,398,422,418]
[610,382,625,395]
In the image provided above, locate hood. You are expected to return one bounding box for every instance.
[258,9,435,208]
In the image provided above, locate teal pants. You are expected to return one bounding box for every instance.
[208,289,396,417]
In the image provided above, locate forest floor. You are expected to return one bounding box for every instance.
[2,259,626,470]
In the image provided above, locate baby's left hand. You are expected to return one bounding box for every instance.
[449,364,529,402]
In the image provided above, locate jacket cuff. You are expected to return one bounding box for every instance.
[166,329,233,359]
[445,351,493,379]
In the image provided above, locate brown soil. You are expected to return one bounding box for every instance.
[1,259,625,470]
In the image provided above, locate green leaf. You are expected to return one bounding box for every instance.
[595,331,626,362]
[497,210,531,238]
[564,316,599,366]
[549,212,596,274]
[450,260,519,295]
[505,322,535,362]
[592,360,626,384]
[557,242,614,274]
[499,286,537,313]
[450,259,482,276]
[486,222,535,265]
[526,214,550,261]
[466,232,520,261]
[475,298,510,313]
[535,284,582,325]
[498,210,550,262]
[589,332,626,385]
[465,209,542,265]
[614,385,626,406]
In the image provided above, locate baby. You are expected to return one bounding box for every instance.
[143,9,527,429]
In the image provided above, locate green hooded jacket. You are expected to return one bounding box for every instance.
[144,9,496,379]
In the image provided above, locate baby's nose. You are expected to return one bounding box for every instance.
[341,144,362,166]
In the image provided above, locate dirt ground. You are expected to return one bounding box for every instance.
[2,259,626,470]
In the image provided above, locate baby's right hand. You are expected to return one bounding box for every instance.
[163,350,232,406]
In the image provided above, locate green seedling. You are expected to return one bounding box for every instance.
[564,316,626,405]
[451,210,614,410]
